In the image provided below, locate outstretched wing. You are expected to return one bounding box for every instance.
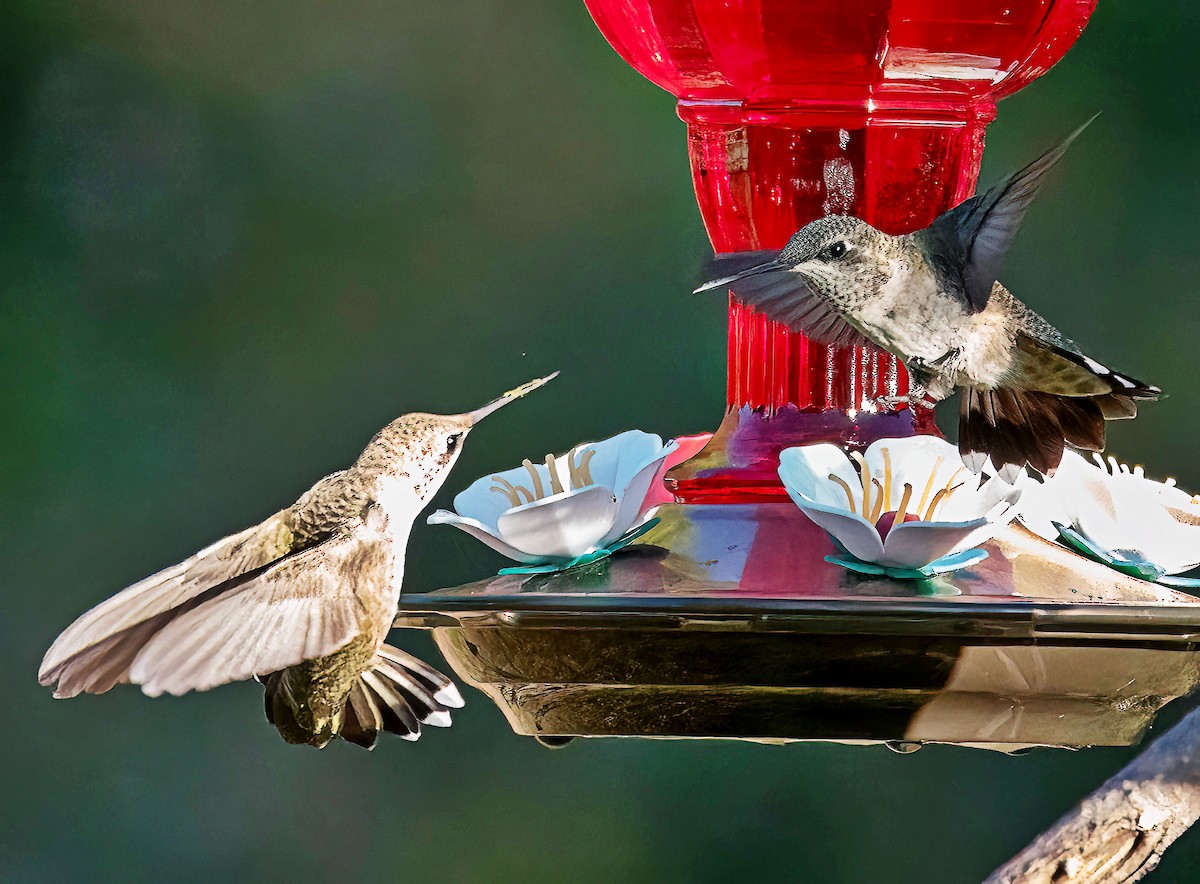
[696,252,871,348]
[40,470,352,696]
[922,116,1096,312]
[128,523,390,697]
[1007,297,1162,401]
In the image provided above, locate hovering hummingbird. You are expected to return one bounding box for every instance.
[694,121,1161,476]
[39,372,557,749]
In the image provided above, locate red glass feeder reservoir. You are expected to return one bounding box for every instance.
[584,0,1096,500]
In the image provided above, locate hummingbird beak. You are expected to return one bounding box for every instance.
[462,371,559,426]
[693,259,785,294]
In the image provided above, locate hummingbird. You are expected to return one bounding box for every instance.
[694,121,1161,476]
[39,372,557,749]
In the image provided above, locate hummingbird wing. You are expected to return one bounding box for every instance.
[40,471,355,697]
[126,519,390,697]
[1012,333,1163,401]
[922,117,1096,313]
[1006,296,1162,401]
[695,251,872,348]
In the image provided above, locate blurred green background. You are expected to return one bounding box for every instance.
[5,2,1200,882]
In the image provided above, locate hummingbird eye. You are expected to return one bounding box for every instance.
[818,241,848,261]
[446,433,463,454]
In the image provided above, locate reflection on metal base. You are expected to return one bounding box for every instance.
[396,505,1200,751]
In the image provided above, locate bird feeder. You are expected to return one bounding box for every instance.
[395,0,1200,750]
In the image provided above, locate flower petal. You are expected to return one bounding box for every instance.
[574,430,668,493]
[1016,450,1200,574]
[425,510,544,564]
[792,497,886,563]
[496,485,621,560]
[601,447,676,547]
[881,518,991,569]
[1015,450,1112,541]
[1109,517,1200,575]
[451,471,526,534]
[779,445,864,511]
[937,475,1021,523]
[447,431,657,528]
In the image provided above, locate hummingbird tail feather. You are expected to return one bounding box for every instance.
[960,388,1107,476]
[1094,393,1139,420]
[262,644,463,750]
[344,646,465,749]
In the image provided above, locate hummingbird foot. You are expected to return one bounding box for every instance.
[873,391,935,412]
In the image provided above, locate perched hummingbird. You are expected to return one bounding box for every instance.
[695,122,1160,476]
[39,372,557,749]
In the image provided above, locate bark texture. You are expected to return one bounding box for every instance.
[987,707,1200,883]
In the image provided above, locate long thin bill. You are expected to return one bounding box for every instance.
[693,258,784,294]
[464,371,559,425]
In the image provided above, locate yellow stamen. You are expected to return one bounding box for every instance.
[924,482,965,521]
[565,447,581,489]
[521,459,545,500]
[923,488,949,522]
[915,455,943,518]
[850,451,871,515]
[869,478,886,523]
[881,447,893,512]
[828,474,857,514]
[894,483,914,523]
[944,466,966,494]
[490,484,521,507]
[545,453,564,495]
[575,448,596,488]
[491,475,533,506]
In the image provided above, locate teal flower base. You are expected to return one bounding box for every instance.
[824,547,989,581]
[1053,522,1200,590]
[497,518,661,577]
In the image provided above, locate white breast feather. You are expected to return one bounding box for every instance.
[374,476,421,594]
[854,261,961,362]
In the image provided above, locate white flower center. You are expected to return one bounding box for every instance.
[489,447,597,507]
[827,447,966,525]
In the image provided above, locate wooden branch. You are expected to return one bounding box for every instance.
[987,706,1200,883]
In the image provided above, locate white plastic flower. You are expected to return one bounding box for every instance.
[1017,450,1200,587]
[429,430,707,574]
[778,436,1022,579]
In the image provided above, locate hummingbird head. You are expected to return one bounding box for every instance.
[773,216,898,308]
[363,372,558,505]
[694,215,901,331]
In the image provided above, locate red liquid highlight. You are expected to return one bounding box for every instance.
[584,0,1095,499]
